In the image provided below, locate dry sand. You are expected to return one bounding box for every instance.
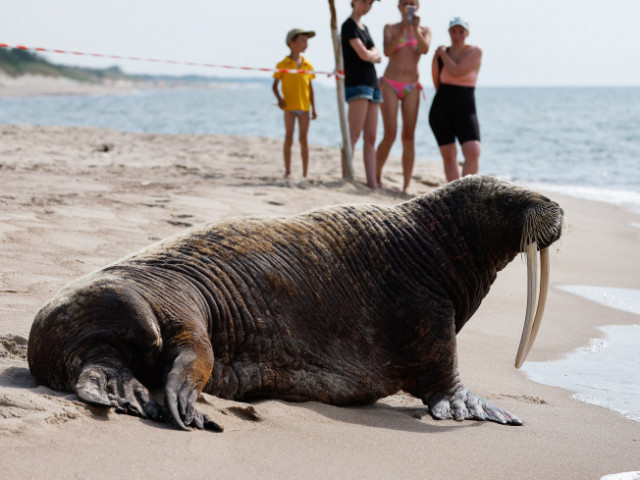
[0,123,638,479]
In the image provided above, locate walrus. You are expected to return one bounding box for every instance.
[28,175,564,431]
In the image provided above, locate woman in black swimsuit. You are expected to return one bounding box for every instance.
[428,17,482,182]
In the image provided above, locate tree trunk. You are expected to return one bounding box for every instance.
[328,0,353,180]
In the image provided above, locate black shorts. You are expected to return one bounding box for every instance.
[428,84,481,146]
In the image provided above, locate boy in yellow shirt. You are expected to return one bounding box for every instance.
[272,29,318,178]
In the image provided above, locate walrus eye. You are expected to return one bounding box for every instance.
[505,196,514,205]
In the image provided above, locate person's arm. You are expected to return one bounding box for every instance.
[431,50,440,90]
[439,46,482,77]
[348,37,382,63]
[272,78,285,110]
[383,23,404,57]
[309,81,317,119]
[415,24,431,55]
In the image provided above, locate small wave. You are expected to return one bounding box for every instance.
[557,286,640,316]
[582,338,610,354]
[523,322,640,423]
[527,183,640,208]
[600,472,640,480]
[573,394,640,422]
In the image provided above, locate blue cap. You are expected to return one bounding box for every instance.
[449,17,469,31]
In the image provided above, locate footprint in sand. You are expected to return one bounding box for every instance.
[0,334,27,360]
[173,164,201,175]
[166,220,193,227]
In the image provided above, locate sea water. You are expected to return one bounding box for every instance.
[523,298,640,422]
[1,83,639,421]
[1,84,639,198]
[521,288,640,424]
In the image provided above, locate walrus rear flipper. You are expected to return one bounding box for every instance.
[75,347,222,431]
[76,358,165,421]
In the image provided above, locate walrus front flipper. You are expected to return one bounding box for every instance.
[426,385,523,426]
[76,361,164,421]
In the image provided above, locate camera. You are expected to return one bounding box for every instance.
[406,5,416,24]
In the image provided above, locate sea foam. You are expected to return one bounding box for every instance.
[523,286,640,423]
[600,472,640,480]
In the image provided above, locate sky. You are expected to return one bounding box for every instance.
[2,0,640,87]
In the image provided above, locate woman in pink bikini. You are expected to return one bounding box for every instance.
[375,0,431,194]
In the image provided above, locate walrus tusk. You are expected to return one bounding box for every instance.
[523,247,549,361]
[515,242,539,368]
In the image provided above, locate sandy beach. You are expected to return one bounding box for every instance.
[0,122,638,479]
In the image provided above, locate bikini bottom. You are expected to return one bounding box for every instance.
[380,77,425,101]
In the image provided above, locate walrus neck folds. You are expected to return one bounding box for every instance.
[401,196,513,332]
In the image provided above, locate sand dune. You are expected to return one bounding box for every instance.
[0,71,139,97]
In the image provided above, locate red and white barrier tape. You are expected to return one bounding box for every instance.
[0,42,344,78]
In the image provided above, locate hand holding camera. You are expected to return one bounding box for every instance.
[404,5,419,28]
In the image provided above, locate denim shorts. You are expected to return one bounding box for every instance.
[345,85,382,103]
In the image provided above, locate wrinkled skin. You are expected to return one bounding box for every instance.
[28,176,564,430]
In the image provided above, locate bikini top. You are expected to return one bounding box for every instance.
[438,48,478,87]
[394,28,419,52]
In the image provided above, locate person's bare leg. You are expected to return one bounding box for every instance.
[400,88,420,193]
[461,140,481,177]
[348,98,369,152]
[375,82,398,185]
[439,143,460,182]
[283,111,296,177]
[347,98,370,180]
[362,102,379,189]
[298,112,311,178]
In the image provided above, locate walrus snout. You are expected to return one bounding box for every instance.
[520,199,564,252]
[540,201,564,248]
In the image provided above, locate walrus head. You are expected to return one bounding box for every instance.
[430,176,565,368]
[514,186,564,368]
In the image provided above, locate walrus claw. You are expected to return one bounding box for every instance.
[164,355,223,432]
[164,386,198,431]
[426,387,523,426]
[164,387,223,432]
